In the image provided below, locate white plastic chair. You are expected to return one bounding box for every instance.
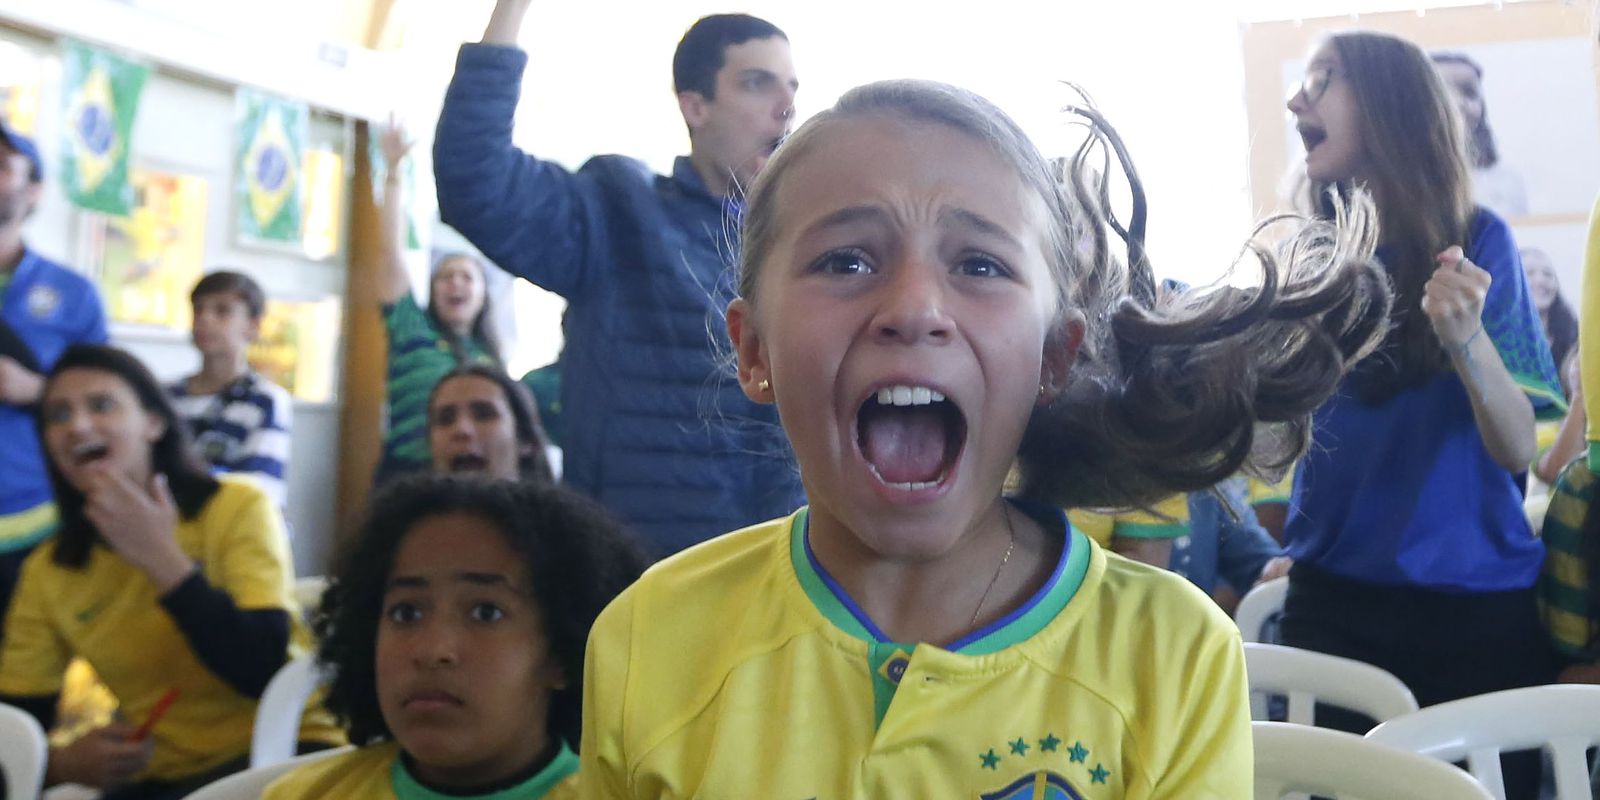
[1244,642,1418,726]
[186,745,351,800]
[1367,684,1600,800]
[1254,721,1492,799]
[250,654,332,768]
[292,576,328,617]
[0,702,48,800]
[1235,576,1287,643]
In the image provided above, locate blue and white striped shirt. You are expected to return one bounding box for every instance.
[169,372,292,509]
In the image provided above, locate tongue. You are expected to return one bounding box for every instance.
[861,406,948,484]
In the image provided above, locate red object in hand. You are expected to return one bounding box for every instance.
[130,688,180,741]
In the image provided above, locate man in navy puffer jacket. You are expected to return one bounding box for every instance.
[434,0,803,556]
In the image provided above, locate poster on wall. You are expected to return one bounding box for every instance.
[234,88,305,245]
[0,41,44,135]
[248,296,341,403]
[81,168,208,331]
[301,145,346,261]
[59,39,149,216]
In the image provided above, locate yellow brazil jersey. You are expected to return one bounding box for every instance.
[1067,493,1192,548]
[580,504,1252,799]
[0,477,343,781]
[1246,469,1296,507]
[264,741,580,800]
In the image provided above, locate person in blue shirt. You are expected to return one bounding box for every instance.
[0,121,108,632]
[1170,478,1289,614]
[1284,33,1563,799]
[433,0,803,557]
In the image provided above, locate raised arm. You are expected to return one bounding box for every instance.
[433,0,599,299]
[483,0,533,45]
[377,121,414,306]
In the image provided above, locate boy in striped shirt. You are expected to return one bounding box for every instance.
[169,271,293,509]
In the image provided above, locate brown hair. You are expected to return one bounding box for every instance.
[191,269,266,319]
[737,79,1392,509]
[1309,32,1475,404]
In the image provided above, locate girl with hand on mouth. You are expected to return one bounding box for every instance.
[1283,31,1566,800]
[375,121,506,485]
[0,344,342,799]
[264,476,645,800]
[578,79,1391,798]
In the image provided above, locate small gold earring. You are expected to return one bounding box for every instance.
[758,378,771,394]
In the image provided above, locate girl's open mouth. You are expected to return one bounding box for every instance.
[855,383,966,492]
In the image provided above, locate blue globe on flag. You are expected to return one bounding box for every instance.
[244,106,298,230]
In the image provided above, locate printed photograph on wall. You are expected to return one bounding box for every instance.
[0,40,44,135]
[81,167,208,331]
[249,295,342,403]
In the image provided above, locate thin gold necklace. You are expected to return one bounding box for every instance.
[970,506,1017,626]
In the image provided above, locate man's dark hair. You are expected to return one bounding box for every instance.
[191,270,267,320]
[672,14,786,99]
[315,475,649,749]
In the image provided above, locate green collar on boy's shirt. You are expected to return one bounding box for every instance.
[392,741,577,800]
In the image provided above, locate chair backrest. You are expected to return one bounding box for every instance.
[1367,684,1600,800]
[1254,721,1492,799]
[1244,642,1419,726]
[251,654,332,768]
[292,576,328,618]
[1235,576,1287,643]
[187,745,352,800]
[0,702,48,800]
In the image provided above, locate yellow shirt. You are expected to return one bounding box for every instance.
[264,741,580,800]
[580,506,1252,799]
[1068,493,1192,547]
[1246,470,1296,507]
[1584,193,1600,471]
[0,478,343,781]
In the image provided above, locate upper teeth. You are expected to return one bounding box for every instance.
[875,385,945,406]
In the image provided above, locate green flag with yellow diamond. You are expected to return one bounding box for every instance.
[235,89,305,243]
[59,40,148,215]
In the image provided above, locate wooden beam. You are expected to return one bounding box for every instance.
[333,121,386,545]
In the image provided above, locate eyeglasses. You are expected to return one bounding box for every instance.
[1295,66,1341,104]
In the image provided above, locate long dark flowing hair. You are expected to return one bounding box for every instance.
[38,345,220,568]
[1305,32,1476,405]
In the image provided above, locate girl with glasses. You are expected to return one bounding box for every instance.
[1284,31,1565,800]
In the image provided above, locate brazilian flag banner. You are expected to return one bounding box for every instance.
[59,40,148,215]
[234,88,305,243]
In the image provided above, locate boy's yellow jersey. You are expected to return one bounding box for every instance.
[580,505,1251,799]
